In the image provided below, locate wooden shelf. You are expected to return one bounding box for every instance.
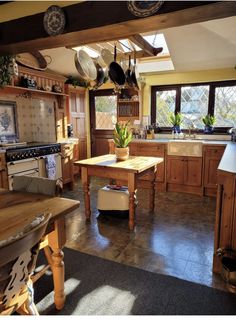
[5,85,69,97]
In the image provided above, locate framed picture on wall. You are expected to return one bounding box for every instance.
[0,100,18,141]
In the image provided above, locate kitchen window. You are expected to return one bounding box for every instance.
[151,80,236,133]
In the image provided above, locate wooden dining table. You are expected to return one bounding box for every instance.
[0,188,80,311]
[75,154,163,230]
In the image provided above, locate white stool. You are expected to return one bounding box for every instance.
[97,186,137,218]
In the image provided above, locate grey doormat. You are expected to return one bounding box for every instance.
[34,248,236,315]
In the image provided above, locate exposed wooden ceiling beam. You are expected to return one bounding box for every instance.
[0,1,235,55]
[129,34,163,56]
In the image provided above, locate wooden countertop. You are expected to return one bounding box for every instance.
[218,142,236,174]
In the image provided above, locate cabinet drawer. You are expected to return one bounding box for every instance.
[136,143,165,156]
[205,146,225,158]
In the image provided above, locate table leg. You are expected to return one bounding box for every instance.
[149,166,157,212]
[48,218,66,310]
[81,167,91,220]
[128,173,137,231]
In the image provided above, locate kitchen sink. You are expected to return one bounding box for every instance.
[167,140,203,157]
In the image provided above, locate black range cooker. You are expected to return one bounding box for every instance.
[6,143,61,162]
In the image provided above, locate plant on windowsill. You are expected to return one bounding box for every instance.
[169,112,183,134]
[113,121,133,161]
[202,114,216,134]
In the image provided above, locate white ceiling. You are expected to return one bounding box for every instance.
[41,16,236,78]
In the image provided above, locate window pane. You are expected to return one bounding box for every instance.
[214,86,236,127]
[95,95,117,129]
[181,85,209,129]
[156,90,176,126]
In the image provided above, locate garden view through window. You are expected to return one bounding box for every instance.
[152,81,236,132]
[95,95,117,130]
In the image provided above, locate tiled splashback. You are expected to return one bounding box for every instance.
[16,96,56,143]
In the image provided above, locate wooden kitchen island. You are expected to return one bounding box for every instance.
[75,154,163,230]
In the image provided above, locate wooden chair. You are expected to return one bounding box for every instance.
[12,176,62,285]
[0,213,50,315]
[12,175,63,197]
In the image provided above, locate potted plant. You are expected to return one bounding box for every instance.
[113,121,133,161]
[202,114,216,134]
[169,112,183,133]
[0,55,15,88]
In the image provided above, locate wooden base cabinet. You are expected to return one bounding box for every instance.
[61,144,73,188]
[213,170,236,273]
[203,145,226,197]
[167,156,203,195]
[0,154,8,189]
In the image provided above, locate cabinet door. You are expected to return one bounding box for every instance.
[136,143,165,182]
[73,143,80,175]
[204,157,221,187]
[167,156,184,184]
[0,169,8,189]
[184,157,202,186]
[69,89,87,159]
[61,144,73,184]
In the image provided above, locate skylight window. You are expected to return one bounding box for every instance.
[72,46,99,58]
[142,33,169,55]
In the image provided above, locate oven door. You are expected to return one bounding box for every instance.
[8,168,39,190]
[38,153,62,180]
[7,158,39,190]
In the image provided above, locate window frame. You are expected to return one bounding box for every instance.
[151,80,236,133]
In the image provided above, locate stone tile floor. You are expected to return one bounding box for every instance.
[63,177,228,292]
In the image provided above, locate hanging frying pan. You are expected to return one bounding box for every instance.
[108,45,126,86]
[131,51,139,90]
[91,61,105,90]
[125,55,134,88]
[74,50,97,81]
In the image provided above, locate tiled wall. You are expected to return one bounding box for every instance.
[16,96,56,143]
[0,91,57,143]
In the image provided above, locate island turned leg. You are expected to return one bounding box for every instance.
[48,218,66,310]
[149,166,157,212]
[81,167,91,220]
[128,173,137,231]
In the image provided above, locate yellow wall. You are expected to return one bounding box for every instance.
[0,1,81,23]
[142,68,236,116]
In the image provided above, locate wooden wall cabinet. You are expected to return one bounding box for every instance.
[65,85,87,161]
[0,154,8,189]
[203,145,226,196]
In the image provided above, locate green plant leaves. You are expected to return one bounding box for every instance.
[113,121,133,148]
[202,114,215,126]
[169,112,183,126]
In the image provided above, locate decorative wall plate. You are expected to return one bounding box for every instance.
[43,5,66,36]
[127,1,164,17]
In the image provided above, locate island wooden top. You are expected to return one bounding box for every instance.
[0,189,80,241]
[74,154,163,174]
